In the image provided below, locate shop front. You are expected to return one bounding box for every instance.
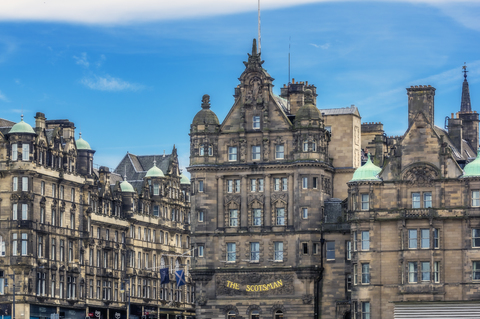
[60,307,85,319]
[30,305,56,319]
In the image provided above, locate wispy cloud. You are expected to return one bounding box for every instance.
[1,1,478,25]
[310,43,330,49]
[73,52,89,68]
[0,90,9,102]
[96,54,106,68]
[80,74,144,92]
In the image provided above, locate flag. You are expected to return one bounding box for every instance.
[160,268,169,284]
[175,269,186,288]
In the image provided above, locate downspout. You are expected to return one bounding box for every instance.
[315,233,325,319]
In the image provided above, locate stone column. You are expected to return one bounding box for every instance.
[264,174,271,227]
[288,173,294,228]
[241,175,248,228]
[217,176,224,229]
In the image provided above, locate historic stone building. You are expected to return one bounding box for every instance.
[0,113,193,319]
[348,68,480,318]
[187,40,357,319]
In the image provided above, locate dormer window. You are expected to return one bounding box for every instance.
[253,116,260,129]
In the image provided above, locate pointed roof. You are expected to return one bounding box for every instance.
[350,154,382,182]
[461,63,472,113]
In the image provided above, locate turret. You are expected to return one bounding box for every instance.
[75,133,95,176]
[457,64,479,151]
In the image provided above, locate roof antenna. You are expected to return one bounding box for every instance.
[288,36,291,84]
[258,0,261,54]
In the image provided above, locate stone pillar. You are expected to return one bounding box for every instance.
[288,173,294,227]
[264,174,271,227]
[241,176,248,228]
[217,176,224,229]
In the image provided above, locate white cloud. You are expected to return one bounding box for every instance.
[81,74,144,92]
[73,52,89,68]
[0,1,477,25]
[96,54,106,68]
[0,90,8,102]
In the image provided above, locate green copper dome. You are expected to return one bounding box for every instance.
[462,149,480,178]
[8,116,35,134]
[76,133,92,150]
[180,173,190,185]
[350,154,382,182]
[120,180,135,193]
[145,161,164,178]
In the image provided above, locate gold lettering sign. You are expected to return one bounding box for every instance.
[225,279,283,292]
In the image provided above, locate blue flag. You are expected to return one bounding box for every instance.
[160,268,169,285]
[175,269,186,288]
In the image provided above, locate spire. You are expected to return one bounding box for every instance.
[461,63,472,113]
[243,39,264,71]
[252,38,258,57]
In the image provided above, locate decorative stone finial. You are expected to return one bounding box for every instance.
[304,89,314,104]
[201,94,211,109]
[463,62,468,80]
[252,39,257,56]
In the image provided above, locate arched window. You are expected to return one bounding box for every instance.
[250,310,259,319]
[227,310,236,319]
[274,310,283,319]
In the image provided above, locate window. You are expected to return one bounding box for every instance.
[208,146,213,156]
[473,261,480,280]
[52,184,56,198]
[258,179,264,192]
[312,141,317,152]
[326,241,335,260]
[13,177,18,191]
[229,210,238,227]
[198,180,204,192]
[67,276,76,299]
[473,190,480,207]
[361,231,369,251]
[37,272,46,296]
[227,243,236,262]
[227,310,236,319]
[22,144,29,161]
[353,264,358,285]
[353,231,358,251]
[274,178,280,191]
[473,229,480,247]
[362,302,371,319]
[274,310,283,319]
[346,241,352,260]
[361,263,370,284]
[51,239,56,261]
[22,177,28,191]
[408,262,418,283]
[153,206,159,217]
[250,310,260,319]
[12,234,17,256]
[251,179,256,192]
[153,183,159,195]
[346,274,352,292]
[198,211,204,222]
[276,208,285,225]
[434,261,440,283]
[274,242,283,261]
[253,209,261,226]
[253,116,260,129]
[227,180,233,193]
[275,144,284,159]
[198,245,204,257]
[303,140,309,152]
[424,192,432,208]
[421,261,430,281]
[412,192,421,208]
[250,242,259,262]
[302,242,308,254]
[41,181,45,195]
[71,188,75,202]
[60,240,65,262]
[361,194,369,210]
[228,147,237,161]
[313,177,318,189]
[38,236,43,258]
[421,229,429,249]
[252,145,261,160]
[408,229,417,249]
[302,177,308,189]
[282,177,287,191]
[302,208,308,219]
[235,180,240,193]
[21,233,28,255]
[313,243,320,254]
[199,145,204,156]
[12,203,17,220]
[433,228,439,249]
[60,185,64,200]
[12,144,18,161]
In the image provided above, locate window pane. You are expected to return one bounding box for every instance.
[421,229,430,248]
[409,229,417,249]
[412,192,421,208]
[361,231,370,250]
[424,192,432,208]
[326,242,335,260]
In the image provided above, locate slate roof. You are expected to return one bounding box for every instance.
[320,105,360,116]
[433,125,476,161]
[0,118,16,127]
[113,153,172,186]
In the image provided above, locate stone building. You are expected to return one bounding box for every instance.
[348,68,480,318]
[187,40,357,319]
[0,113,193,319]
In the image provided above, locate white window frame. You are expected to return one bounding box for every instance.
[276,208,285,225]
[253,116,260,129]
[250,242,259,262]
[420,229,430,249]
[361,194,369,210]
[275,144,284,159]
[302,208,308,219]
[13,177,18,191]
[408,229,418,249]
[302,177,308,189]
[274,242,283,262]
[472,190,480,207]
[326,241,335,260]
[12,144,18,161]
[361,231,369,251]
[251,145,261,160]
[22,144,29,161]
[229,209,238,227]
[228,147,238,161]
[408,262,418,283]
[227,243,236,262]
[412,192,421,208]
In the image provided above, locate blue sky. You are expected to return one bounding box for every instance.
[0,0,479,173]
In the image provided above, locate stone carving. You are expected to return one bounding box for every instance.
[271,192,287,203]
[403,165,438,185]
[270,303,286,315]
[263,138,269,160]
[221,305,238,315]
[224,194,241,206]
[302,294,313,304]
[246,304,262,315]
[247,194,264,205]
[322,176,331,195]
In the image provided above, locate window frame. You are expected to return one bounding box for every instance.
[361,231,370,251]
[227,243,236,262]
[251,145,261,160]
[361,194,369,211]
[252,115,261,130]
[228,147,238,161]
[229,209,238,227]
[274,241,283,262]
[250,242,259,262]
[361,263,370,284]
[473,229,480,248]
[472,190,480,207]
[326,241,335,261]
[275,144,284,160]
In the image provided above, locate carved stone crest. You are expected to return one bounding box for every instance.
[403,165,438,185]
